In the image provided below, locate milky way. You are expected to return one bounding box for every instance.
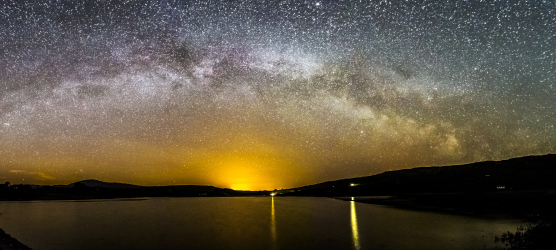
[1,0,555,190]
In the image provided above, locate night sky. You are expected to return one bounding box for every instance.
[1,0,554,190]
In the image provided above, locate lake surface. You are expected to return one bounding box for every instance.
[0,197,521,250]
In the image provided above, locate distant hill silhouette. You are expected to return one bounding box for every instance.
[0,154,555,201]
[278,154,556,197]
[0,180,267,201]
[68,179,141,189]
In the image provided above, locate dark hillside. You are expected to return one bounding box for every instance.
[281,154,556,196]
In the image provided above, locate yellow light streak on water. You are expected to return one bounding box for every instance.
[271,197,277,249]
[351,200,360,250]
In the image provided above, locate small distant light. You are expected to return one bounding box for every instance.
[350,183,357,187]
[351,197,354,201]
[270,193,276,196]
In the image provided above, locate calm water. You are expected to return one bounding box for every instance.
[0,197,521,250]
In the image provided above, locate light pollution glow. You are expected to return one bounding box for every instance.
[0,0,554,190]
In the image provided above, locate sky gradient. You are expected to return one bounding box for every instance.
[1,0,555,190]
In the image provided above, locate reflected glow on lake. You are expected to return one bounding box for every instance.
[0,197,523,250]
[271,197,277,249]
[351,200,360,250]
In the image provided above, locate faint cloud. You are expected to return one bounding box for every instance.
[37,172,56,180]
[8,170,56,181]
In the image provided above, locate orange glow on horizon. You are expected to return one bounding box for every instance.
[231,184,251,191]
[214,155,280,191]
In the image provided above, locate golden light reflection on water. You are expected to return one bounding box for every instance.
[351,200,360,250]
[271,197,277,248]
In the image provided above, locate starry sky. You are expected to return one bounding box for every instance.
[1,0,555,190]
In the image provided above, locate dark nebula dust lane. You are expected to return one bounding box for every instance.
[0,0,554,190]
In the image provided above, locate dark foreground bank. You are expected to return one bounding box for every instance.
[0,228,31,250]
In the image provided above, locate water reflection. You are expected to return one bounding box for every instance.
[0,197,522,250]
[351,200,360,250]
[271,197,277,248]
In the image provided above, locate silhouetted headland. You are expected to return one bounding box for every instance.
[276,154,556,219]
